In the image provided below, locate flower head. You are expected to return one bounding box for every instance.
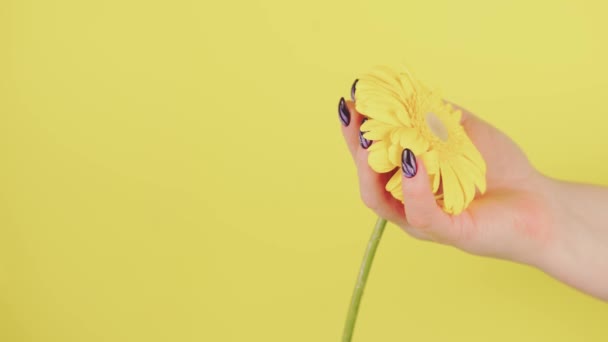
[355,65,486,215]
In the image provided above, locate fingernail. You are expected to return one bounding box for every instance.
[338,97,350,126]
[359,118,372,149]
[350,79,359,101]
[401,148,417,178]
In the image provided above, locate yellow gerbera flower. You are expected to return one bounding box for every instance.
[355,65,487,215]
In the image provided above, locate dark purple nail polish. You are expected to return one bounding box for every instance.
[401,148,417,178]
[338,97,350,126]
[359,118,372,149]
[350,79,359,101]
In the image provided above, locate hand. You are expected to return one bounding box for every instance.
[339,85,608,301]
[338,95,554,267]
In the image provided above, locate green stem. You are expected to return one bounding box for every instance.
[342,216,388,342]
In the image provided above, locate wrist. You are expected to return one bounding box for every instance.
[527,175,569,270]
[505,172,563,270]
[528,175,608,300]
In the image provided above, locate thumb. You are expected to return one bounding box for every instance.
[401,148,456,242]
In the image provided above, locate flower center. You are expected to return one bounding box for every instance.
[425,112,448,141]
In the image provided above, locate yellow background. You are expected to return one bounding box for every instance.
[1,0,607,341]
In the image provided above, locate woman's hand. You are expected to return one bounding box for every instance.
[338,90,608,300]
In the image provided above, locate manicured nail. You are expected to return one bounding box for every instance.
[401,148,417,178]
[338,97,350,126]
[350,79,359,101]
[359,118,372,149]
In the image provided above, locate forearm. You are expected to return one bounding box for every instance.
[538,177,608,300]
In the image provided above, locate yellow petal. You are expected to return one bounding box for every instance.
[398,127,417,147]
[400,131,429,155]
[367,138,383,152]
[396,70,418,99]
[426,174,436,194]
[461,139,487,174]
[387,143,402,166]
[361,120,394,140]
[461,178,476,209]
[395,108,412,127]
[440,162,465,214]
[385,170,402,192]
[367,141,395,173]
[390,129,401,145]
[420,150,439,175]
[356,99,405,126]
[356,87,406,109]
[366,65,405,92]
[355,97,412,127]
[451,156,487,194]
[357,77,405,104]
[358,68,415,127]
[390,186,404,202]
[362,130,386,141]
[357,81,405,108]
[432,172,441,193]
[449,159,475,209]
[360,118,390,132]
[368,151,394,173]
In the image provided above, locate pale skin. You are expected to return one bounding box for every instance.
[340,98,608,301]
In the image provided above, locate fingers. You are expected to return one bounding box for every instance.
[350,105,406,226]
[400,148,459,242]
[338,97,362,160]
[339,92,477,243]
[338,92,407,227]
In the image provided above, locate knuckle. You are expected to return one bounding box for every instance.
[407,215,429,230]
